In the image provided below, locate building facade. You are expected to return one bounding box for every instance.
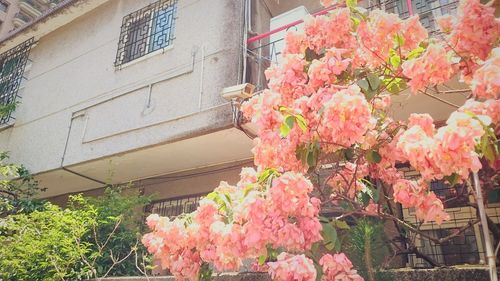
[0,0,254,201]
[0,0,496,270]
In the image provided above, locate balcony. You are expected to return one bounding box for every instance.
[19,0,44,19]
[13,12,32,28]
[246,0,459,91]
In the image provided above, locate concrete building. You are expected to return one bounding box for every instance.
[0,0,495,269]
[0,0,255,202]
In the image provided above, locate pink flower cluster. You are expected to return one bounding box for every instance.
[393,179,449,224]
[397,112,486,182]
[142,215,203,280]
[318,85,373,150]
[328,162,369,199]
[448,0,499,60]
[402,44,454,93]
[470,49,500,100]
[308,49,351,90]
[268,253,317,281]
[320,253,364,281]
[357,10,402,68]
[459,98,500,125]
[143,170,322,278]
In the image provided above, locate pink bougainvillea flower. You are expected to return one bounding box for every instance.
[402,44,454,93]
[470,50,500,99]
[449,0,499,60]
[268,253,317,281]
[320,253,364,281]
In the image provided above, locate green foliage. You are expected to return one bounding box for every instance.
[0,102,17,119]
[0,186,152,280]
[0,202,95,281]
[0,152,46,216]
[345,218,394,281]
[72,186,151,277]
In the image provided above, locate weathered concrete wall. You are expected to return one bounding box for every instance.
[0,0,243,174]
[99,267,492,281]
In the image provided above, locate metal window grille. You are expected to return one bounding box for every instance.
[366,0,459,33]
[0,38,34,125]
[114,0,177,67]
[0,0,8,12]
[397,166,500,268]
[146,193,207,218]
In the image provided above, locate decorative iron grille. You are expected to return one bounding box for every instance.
[0,38,34,125]
[396,166,500,268]
[146,193,207,218]
[114,0,178,67]
[366,0,459,33]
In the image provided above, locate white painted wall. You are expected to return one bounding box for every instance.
[0,0,245,175]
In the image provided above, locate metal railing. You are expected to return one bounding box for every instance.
[246,0,459,91]
[145,192,207,218]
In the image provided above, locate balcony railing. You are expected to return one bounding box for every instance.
[19,0,44,18]
[246,0,459,91]
[145,193,207,218]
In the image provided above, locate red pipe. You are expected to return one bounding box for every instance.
[407,0,414,16]
[247,4,342,45]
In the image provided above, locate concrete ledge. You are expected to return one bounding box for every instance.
[101,267,491,281]
[383,266,491,281]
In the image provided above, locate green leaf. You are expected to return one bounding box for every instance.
[258,168,279,183]
[346,0,357,8]
[258,254,267,265]
[394,34,405,47]
[243,184,254,197]
[366,150,382,164]
[295,114,308,132]
[358,191,371,206]
[371,188,380,203]
[390,54,401,68]
[351,15,361,27]
[322,222,338,250]
[319,216,330,223]
[367,73,381,90]
[307,151,315,168]
[334,237,342,252]
[332,219,350,230]
[280,123,291,138]
[407,46,425,60]
[385,78,407,95]
[481,134,497,165]
[343,148,355,161]
[285,115,295,130]
[364,89,376,101]
[357,79,370,92]
[444,173,459,186]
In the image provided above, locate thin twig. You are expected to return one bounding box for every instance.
[419,90,460,108]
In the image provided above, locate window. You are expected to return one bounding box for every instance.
[0,1,9,13]
[414,228,480,267]
[0,38,34,125]
[115,0,177,66]
[430,180,468,209]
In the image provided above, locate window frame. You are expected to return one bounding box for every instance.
[114,0,178,68]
